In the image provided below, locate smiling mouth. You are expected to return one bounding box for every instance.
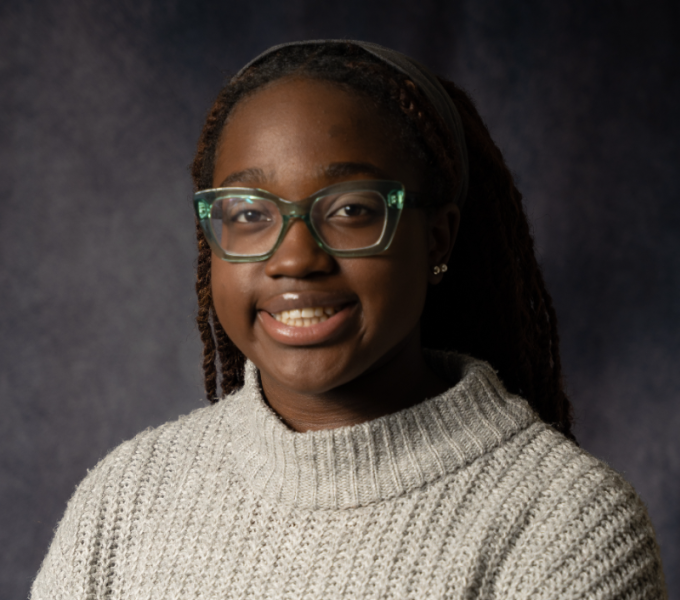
[270,306,339,327]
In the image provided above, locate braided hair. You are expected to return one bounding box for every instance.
[191,42,575,441]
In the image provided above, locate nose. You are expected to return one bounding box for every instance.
[264,218,335,278]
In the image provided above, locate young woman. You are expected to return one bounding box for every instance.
[32,40,667,599]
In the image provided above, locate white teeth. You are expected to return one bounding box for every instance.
[271,306,338,327]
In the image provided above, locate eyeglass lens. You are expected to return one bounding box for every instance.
[210,191,388,256]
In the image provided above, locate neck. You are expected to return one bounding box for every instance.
[260,331,453,432]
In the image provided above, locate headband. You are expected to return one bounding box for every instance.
[235,40,469,207]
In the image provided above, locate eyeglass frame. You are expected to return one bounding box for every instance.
[194,180,422,263]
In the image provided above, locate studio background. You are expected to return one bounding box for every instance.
[1,1,678,599]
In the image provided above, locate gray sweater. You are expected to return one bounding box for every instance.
[31,352,667,599]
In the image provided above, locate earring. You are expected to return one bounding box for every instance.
[432,264,448,275]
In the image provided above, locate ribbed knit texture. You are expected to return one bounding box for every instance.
[31,352,667,599]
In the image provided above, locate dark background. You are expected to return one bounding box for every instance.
[1,1,678,598]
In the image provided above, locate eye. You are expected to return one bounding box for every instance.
[330,204,375,218]
[231,209,272,223]
[324,192,383,220]
[220,198,277,225]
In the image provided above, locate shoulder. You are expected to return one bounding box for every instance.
[488,423,667,598]
[30,398,236,600]
[423,351,667,597]
[78,395,238,503]
[78,400,227,489]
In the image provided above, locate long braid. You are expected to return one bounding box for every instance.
[195,220,219,401]
[190,43,575,441]
[194,218,246,401]
[214,315,244,395]
[422,82,574,439]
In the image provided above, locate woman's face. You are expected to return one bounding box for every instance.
[211,76,450,397]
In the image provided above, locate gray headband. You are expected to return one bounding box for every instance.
[235,40,469,207]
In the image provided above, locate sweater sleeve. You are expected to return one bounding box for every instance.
[496,458,667,600]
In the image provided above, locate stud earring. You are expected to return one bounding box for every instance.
[432,264,448,275]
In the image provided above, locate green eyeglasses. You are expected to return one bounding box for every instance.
[194,180,420,262]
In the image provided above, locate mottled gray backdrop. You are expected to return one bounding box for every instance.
[1,1,678,598]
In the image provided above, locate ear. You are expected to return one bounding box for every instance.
[427,203,460,285]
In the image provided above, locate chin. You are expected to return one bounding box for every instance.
[258,351,366,396]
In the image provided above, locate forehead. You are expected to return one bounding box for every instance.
[213,77,424,195]
[224,76,390,142]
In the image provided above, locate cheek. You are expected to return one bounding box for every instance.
[356,223,430,339]
[210,258,257,342]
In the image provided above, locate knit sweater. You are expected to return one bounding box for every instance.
[31,352,667,599]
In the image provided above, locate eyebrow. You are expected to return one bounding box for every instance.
[217,162,389,189]
[217,168,268,188]
[321,162,389,180]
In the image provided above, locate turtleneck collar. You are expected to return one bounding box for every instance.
[219,352,537,510]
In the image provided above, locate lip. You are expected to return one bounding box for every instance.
[258,291,358,315]
[258,302,357,346]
